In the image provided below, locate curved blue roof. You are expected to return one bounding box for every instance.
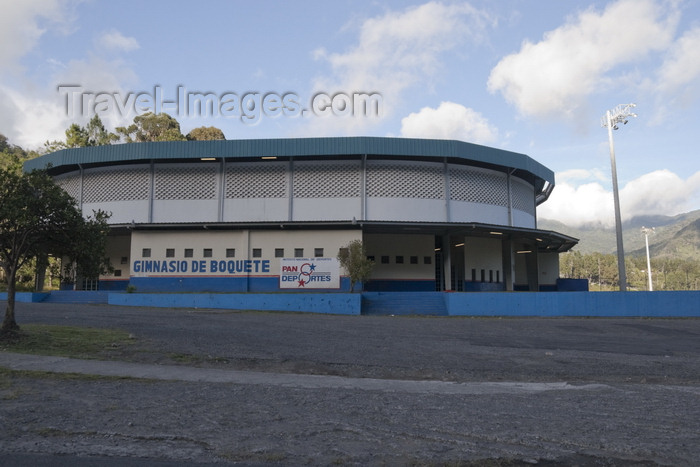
[24,136,554,187]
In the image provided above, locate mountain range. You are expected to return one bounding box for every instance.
[539,209,700,261]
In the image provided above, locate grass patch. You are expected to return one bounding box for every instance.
[0,324,135,359]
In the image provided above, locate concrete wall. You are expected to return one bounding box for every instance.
[538,252,560,288]
[5,290,698,317]
[126,229,361,292]
[364,233,434,280]
[108,292,361,315]
[464,237,502,284]
[514,250,530,287]
[101,234,132,287]
[0,292,50,302]
[363,233,435,291]
[129,229,361,278]
[446,291,700,317]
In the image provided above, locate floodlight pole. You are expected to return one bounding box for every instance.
[602,104,637,292]
[606,110,626,291]
[642,226,654,291]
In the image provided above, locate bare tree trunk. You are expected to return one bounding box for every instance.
[2,266,19,333]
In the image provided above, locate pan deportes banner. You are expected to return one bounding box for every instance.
[280,257,340,289]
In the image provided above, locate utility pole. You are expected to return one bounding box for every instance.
[642,226,654,291]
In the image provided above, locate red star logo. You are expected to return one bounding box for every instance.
[298,279,306,287]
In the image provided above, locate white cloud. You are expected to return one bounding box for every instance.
[539,168,700,227]
[620,169,700,219]
[400,101,498,144]
[656,26,700,91]
[0,0,139,149]
[488,0,678,120]
[539,180,615,227]
[97,30,140,52]
[556,168,608,183]
[305,1,493,135]
[0,0,66,76]
[648,25,700,123]
[1,51,139,149]
[0,0,74,147]
[0,84,67,148]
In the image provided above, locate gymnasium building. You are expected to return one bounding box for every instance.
[25,137,578,293]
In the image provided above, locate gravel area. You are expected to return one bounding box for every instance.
[1,301,699,465]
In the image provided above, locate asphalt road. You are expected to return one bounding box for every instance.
[1,301,699,465]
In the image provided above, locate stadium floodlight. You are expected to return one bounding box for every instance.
[641,226,655,291]
[601,103,637,291]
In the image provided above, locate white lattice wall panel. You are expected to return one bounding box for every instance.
[55,174,80,200]
[511,178,535,215]
[82,168,149,203]
[367,161,444,199]
[49,157,540,226]
[225,163,286,198]
[449,167,508,206]
[155,165,217,200]
[293,161,361,198]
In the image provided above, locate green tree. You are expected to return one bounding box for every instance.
[0,134,9,152]
[0,169,111,333]
[63,116,118,149]
[599,253,618,289]
[0,134,31,173]
[561,251,699,291]
[186,126,226,141]
[559,250,579,279]
[65,123,90,148]
[337,240,374,292]
[116,112,186,142]
[42,139,67,154]
[86,115,118,146]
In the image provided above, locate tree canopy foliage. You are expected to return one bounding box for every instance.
[186,126,226,141]
[34,114,225,153]
[0,168,111,333]
[66,115,119,147]
[560,250,700,291]
[0,134,34,173]
[43,116,117,153]
[115,112,186,142]
[337,240,374,292]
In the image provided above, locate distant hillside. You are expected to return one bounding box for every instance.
[539,209,700,261]
[630,217,700,260]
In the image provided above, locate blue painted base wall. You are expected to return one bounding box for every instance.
[0,292,50,303]
[99,280,130,291]
[3,290,699,317]
[445,291,700,317]
[109,292,362,315]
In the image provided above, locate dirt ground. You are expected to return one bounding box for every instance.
[1,302,699,465]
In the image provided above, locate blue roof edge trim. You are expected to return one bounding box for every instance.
[23,136,554,185]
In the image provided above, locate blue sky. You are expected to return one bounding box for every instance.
[1,0,699,226]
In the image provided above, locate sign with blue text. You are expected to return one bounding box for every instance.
[279,258,340,289]
[132,258,271,276]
